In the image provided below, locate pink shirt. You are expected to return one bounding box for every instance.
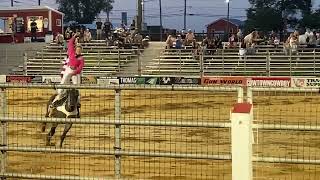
[68,37,84,75]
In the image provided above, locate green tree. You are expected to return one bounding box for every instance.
[103,0,114,22]
[56,0,114,24]
[245,0,312,33]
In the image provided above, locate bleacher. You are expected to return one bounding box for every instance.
[22,40,139,76]
[143,45,320,77]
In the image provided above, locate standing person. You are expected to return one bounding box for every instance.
[30,20,38,42]
[50,33,85,107]
[185,29,195,46]
[103,20,113,39]
[96,18,103,40]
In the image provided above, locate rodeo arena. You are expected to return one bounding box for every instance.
[0,2,320,180]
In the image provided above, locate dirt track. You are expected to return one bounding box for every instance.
[2,88,320,179]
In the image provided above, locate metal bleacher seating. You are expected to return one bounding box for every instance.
[143,45,320,77]
[23,40,138,76]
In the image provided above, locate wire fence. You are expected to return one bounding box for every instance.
[249,87,320,180]
[0,84,241,179]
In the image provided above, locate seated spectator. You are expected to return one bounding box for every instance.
[274,36,280,48]
[166,35,174,49]
[64,27,72,40]
[134,33,143,45]
[228,34,236,48]
[84,29,92,43]
[244,30,257,48]
[55,32,64,46]
[142,36,150,48]
[175,35,183,49]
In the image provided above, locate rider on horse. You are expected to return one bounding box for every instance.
[50,32,85,108]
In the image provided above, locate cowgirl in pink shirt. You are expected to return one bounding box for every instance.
[51,33,85,106]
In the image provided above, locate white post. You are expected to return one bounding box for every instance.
[231,103,253,180]
[114,89,121,179]
[237,87,244,103]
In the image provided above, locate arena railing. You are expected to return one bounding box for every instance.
[0,83,243,179]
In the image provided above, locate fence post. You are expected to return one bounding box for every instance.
[23,52,28,75]
[200,48,204,78]
[114,89,121,179]
[137,51,142,76]
[267,50,271,77]
[231,103,253,180]
[0,88,7,180]
[237,87,244,103]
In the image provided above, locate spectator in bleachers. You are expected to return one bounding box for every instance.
[104,20,113,39]
[274,36,280,48]
[244,30,258,48]
[166,35,174,49]
[237,29,242,42]
[288,33,298,54]
[142,36,150,48]
[96,18,103,40]
[181,30,186,40]
[64,27,72,40]
[84,29,92,43]
[55,32,64,46]
[228,34,236,48]
[175,35,183,49]
[185,29,195,46]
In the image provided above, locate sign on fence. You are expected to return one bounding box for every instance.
[247,77,291,87]
[160,77,200,85]
[42,75,61,83]
[81,76,97,84]
[0,75,6,83]
[6,75,40,83]
[201,77,246,86]
[97,77,119,85]
[119,77,159,85]
[291,78,320,87]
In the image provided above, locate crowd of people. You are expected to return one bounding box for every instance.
[54,19,150,49]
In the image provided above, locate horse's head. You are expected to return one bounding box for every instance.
[65,89,79,112]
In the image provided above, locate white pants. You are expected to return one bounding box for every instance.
[57,66,81,95]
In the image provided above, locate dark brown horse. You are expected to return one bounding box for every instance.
[42,89,80,147]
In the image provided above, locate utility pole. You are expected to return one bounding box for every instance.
[159,0,163,41]
[11,0,13,7]
[226,0,230,40]
[184,0,186,30]
[38,0,40,6]
[137,0,143,32]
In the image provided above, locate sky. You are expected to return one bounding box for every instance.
[1,0,320,32]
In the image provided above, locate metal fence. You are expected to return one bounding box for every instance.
[247,87,320,180]
[0,84,242,179]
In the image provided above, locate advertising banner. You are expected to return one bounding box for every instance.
[201,76,246,86]
[97,77,119,85]
[6,76,37,83]
[291,78,320,88]
[119,77,159,85]
[0,75,6,83]
[247,77,291,87]
[160,77,200,85]
[81,76,97,84]
[42,75,62,83]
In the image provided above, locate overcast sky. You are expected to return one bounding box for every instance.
[1,0,320,31]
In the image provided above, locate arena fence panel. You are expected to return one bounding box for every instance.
[0,84,242,179]
[248,87,320,180]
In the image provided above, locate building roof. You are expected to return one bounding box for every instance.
[207,18,244,27]
[0,6,64,16]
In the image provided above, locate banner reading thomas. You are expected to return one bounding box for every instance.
[201,76,246,86]
[247,77,291,87]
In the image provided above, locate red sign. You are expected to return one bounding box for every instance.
[247,77,291,87]
[201,77,246,86]
[6,76,34,83]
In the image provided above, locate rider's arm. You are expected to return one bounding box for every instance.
[68,36,76,58]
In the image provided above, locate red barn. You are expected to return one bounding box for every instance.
[207,18,243,37]
[0,6,64,43]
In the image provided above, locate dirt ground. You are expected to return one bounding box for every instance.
[2,88,320,180]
